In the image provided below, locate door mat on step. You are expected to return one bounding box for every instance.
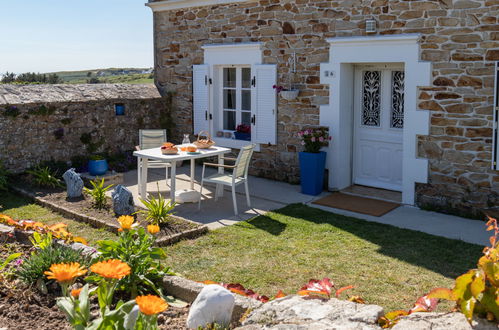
[312,192,400,217]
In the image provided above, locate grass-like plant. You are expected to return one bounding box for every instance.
[16,243,93,286]
[26,166,64,188]
[0,160,10,191]
[138,191,176,226]
[84,178,113,209]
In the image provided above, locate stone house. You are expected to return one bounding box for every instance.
[146,0,499,217]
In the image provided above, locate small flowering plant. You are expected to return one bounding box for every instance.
[298,127,331,153]
[236,124,251,134]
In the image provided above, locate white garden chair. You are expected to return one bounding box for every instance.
[136,129,171,185]
[198,144,256,215]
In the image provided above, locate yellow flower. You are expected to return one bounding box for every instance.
[135,295,168,315]
[44,262,87,284]
[90,259,131,279]
[147,224,160,235]
[117,215,134,231]
[71,288,82,298]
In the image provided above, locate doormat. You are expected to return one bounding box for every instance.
[312,192,400,217]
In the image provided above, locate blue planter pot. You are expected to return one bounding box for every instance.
[299,151,326,196]
[234,132,251,141]
[88,159,108,176]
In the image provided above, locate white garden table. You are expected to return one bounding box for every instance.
[133,145,231,203]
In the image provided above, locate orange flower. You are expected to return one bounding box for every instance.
[135,295,168,315]
[90,259,131,279]
[117,215,134,231]
[44,262,87,284]
[71,288,82,298]
[147,224,160,235]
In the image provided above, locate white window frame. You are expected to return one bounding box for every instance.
[201,43,265,151]
[219,66,252,132]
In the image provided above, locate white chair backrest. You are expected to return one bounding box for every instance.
[234,144,256,178]
[139,129,167,150]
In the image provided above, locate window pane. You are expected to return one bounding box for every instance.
[242,68,251,88]
[223,68,236,88]
[223,89,236,109]
[391,71,405,129]
[242,112,251,126]
[241,90,251,110]
[223,111,236,130]
[362,71,381,127]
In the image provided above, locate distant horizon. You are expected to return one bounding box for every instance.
[0,0,154,74]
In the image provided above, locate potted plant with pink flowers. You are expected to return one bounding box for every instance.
[297,127,331,195]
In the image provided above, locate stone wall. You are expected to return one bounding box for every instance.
[152,0,499,215]
[0,84,170,173]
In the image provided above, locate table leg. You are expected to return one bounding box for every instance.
[140,157,148,199]
[216,154,224,198]
[190,158,195,190]
[137,157,141,193]
[170,160,176,203]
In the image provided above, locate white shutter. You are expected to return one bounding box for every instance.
[193,64,210,134]
[252,64,277,145]
[493,61,499,170]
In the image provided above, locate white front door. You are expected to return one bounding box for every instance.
[353,65,405,192]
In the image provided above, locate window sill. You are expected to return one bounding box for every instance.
[213,137,260,152]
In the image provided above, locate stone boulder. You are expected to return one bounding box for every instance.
[392,312,497,330]
[62,168,84,198]
[237,295,384,330]
[186,284,235,329]
[111,185,134,216]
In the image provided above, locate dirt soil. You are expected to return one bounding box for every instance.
[14,175,199,239]
[0,242,190,330]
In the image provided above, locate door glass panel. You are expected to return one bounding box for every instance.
[223,89,236,109]
[241,90,251,110]
[223,68,236,88]
[362,71,381,127]
[391,71,405,129]
[223,111,236,130]
[242,68,251,88]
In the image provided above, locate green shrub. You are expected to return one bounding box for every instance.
[26,166,64,188]
[17,244,93,286]
[138,192,176,225]
[95,226,172,298]
[0,160,10,191]
[84,178,113,209]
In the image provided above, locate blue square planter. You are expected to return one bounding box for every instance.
[299,151,326,195]
[234,132,251,141]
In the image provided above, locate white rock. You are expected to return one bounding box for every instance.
[186,285,235,329]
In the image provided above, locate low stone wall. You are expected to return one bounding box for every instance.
[0,84,171,173]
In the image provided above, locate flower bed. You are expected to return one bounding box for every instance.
[0,242,190,329]
[10,176,207,246]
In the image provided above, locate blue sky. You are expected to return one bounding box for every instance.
[0,0,153,73]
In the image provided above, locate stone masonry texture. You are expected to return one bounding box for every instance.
[152,0,499,217]
[0,84,170,173]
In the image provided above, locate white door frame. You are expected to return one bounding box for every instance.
[319,35,432,205]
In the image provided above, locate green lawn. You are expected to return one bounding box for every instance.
[164,204,484,311]
[0,192,116,245]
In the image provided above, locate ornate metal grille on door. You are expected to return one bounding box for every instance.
[391,71,405,129]
[362,71,381,126]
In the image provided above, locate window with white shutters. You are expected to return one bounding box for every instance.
[191,44,276,149]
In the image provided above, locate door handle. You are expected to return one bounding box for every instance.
[251,115,256,125]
